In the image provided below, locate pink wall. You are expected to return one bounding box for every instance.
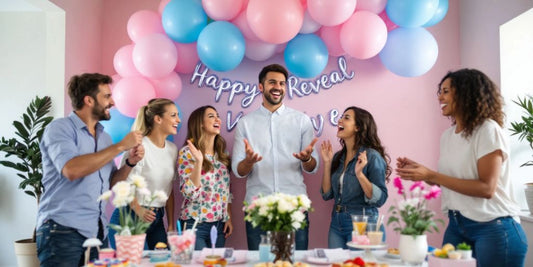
[54,0,461,249]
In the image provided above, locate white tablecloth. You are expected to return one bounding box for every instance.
[139,249,428,267]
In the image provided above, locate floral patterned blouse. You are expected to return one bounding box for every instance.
[178,146,231,222]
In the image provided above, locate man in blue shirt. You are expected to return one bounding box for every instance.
[36,73,144,266]
[232,64,319,250]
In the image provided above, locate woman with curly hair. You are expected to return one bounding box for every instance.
[177,105,233,249]
[396,69,527,267]
[320,106,391,248]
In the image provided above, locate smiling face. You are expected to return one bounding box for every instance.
[438,78,456,117]
[91,84,114,121]
[202,107,221,136]
[156,104,180,135]
[259,71,286,110]
[337,109,357,140]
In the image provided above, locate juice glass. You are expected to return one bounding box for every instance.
[351,215,368,235]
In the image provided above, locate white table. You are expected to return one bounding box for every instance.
[139,250,428,267]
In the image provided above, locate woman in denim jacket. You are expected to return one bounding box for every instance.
[320,106,391,248]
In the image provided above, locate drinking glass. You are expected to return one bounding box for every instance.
[351,215,368,235]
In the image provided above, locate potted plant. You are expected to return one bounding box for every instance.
[456,242,472,259]
[509,95,533,213]
[0,96,53,266]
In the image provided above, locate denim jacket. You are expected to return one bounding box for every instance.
[320,147,388,218]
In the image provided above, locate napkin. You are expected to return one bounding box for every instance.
[306,248,348,263]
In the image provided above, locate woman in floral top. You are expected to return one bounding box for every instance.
[178,105,233,249]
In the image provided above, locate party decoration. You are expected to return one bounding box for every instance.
[100,108,135,144]
[158,0,171,15]
[299,10,321,34]
[150,72,183,100]
[197,21,245,71]
[113,45,141,77]
[379,27,438,77]
[231,9,260,41]
[423,0,448,27]
[202,0,244,21]
[162,0,207,43]
[127,10,165,43]
[174,42,200,74]
[113,77,157,117]
[245,39,277,61]
[132,33,178,78]
[307,0,356,26]
[386,0,439,28]
[110,74,122,91]
[355,0,387,14]
[319,25,345,57]
[284,34,328,78]
[378,10,399,32]
[340,11,387,60]
[246,0,304,44]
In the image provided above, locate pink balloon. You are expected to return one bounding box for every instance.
[174,42,200,74]
[247,0,304,44]
[355,0,387,14]
[275,43,287,54]
[319,25,345,57]
[340,11,387,59]
[245,39,277,61]
[150,72,182,100]
[378,10,399,32]
[127,10,164,43]
[110,74,122,91]
[158,0,171,15]
[202,0,244,21]
[113,44,142,77]
[300,10,321,34]
[231,10,260,41]
[307,0,357,26]
[133,33,178,78]
[113,77,156,118]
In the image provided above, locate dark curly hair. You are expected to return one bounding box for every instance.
[331,106,392,182]
[67,73,112,110]
[438,69,504,138]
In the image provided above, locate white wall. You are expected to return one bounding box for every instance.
[0,0,64,266]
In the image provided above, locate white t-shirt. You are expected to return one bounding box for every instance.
[438,119,521,222]
[122,136,178,207]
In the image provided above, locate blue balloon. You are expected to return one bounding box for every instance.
[101,108,135,144]
[162,0,207,43]
[197,21,245,72]
[423,0,449,27]
[379,27,438,77]
[386,0,439,28]
[284,34,329,78]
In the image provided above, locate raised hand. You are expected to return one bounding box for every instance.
[395,157,432,181]
[120,130,143,150]
[243,138,262,164]
[355,150,367,175]
[187,139,203,163]
[293,138,318,162]
[320,140,333,163]
[127,144,145,165]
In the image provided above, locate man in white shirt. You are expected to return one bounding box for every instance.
[232,64,318,250]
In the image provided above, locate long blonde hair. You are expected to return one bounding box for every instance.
[132,98,176,136]
[184,105,231,172]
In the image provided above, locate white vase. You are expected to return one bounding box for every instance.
[399,234,428,265]
[14,238,39,267]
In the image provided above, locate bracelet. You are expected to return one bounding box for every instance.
[125,158,136,167]
[302,156,312,163]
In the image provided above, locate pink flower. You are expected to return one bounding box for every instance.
[424,185,441,200]
[393,177,404,195]
[410,181,424,192]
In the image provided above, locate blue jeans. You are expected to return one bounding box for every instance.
[444,210,528,267]
[108,206,167,250]
[36,219,108,267]
[328,211,385,249]
[180,219,226,250]
[245,212,309,250]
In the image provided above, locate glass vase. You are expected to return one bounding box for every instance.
[269,231,295,263]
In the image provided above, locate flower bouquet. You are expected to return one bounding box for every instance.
[243,192,312,263]
[98,175,168,262]
[387,177,444,236]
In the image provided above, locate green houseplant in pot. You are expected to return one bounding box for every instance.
[0,96,53,267]
[509,95,533,214]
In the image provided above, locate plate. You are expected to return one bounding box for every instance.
[384,253,400,259]
[346,242,387,249]
[304,255,334,265]
[304,249,349,265]
[195,250,248,265]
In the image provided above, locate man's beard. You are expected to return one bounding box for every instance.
[264,90,284,106]
[92,101,110,121]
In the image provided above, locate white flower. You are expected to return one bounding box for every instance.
[97,190,112,201]
[277,198,295,213]
[112,181,131,198]
[399,197,420,211]
[292,210,305,224]
[298,194,311,209]
[153,190,168,203]
[137,187,150,197]
[131,175,147,189]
